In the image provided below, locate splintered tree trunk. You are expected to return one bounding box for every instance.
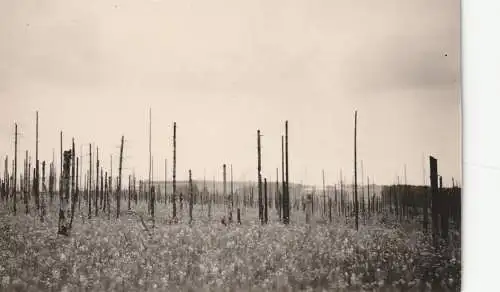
[354,111,359,231]
[69,159,79,229]
[71,139,75,214]
[257,130,263,224]
[276,168,281,220]
[223,164,227,213]
[117,136,124,218]
[58,150,71,236]
[281,136,285,223]
[367,177,370,217]
[150,185,155,227]
[71,157,79,229]
[430,156,438,246]
[134,175,137,206]
[103,171,107,212]
[329,197,332,223]
[100,169,103,212]
[165,159,167,205]
[13,124,18,215]
[172,122,177,220]
[107,175,111,220]
[41,161,46,222]
[24,151,29,214]
[189,169,193,224]
[284,121,290,224]
[95,147,99,217]
[128,175,131,210]
[35,112,40,214]
[231,164,234,211]
[264,178,268,224]
[88,144,92,219]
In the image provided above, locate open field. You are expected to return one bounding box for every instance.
[0,202,461,292]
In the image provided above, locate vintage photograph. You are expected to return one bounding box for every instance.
[0,0,461,291]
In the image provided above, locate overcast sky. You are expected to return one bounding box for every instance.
[0,0,460,187]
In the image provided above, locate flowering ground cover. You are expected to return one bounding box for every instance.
[0,204,460,291]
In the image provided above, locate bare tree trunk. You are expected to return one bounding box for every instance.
[128,175,131,210]
[165,159,167,205]
[88,144,92,219]
[257,130,263,224]
[117,136,124,219]
[223,164,226,212]
[95,147,99,217]
[189,169,193,224]
[71,139,75,214]
[71,157,79,229]
[264,178,268,224]
[24,151,29,214]
[148,108,152,216]
[107,173,111,220]
[13,124,18,215]
[58,150,71,236]
[41,161,46,222]
[171,122,177,221]
[354,111,359,231]
[284,121,290,224]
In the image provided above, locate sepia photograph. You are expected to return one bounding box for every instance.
[0,0,461,291]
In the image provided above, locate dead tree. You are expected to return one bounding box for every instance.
[117,136,124,218]
[41,161,46,222]
[281,136,285,222]
[148,108,152,215]
[134,174,137,206]
[103,171,108,212]
[24,151,29,214]
[128,175,131,210]
[322,170,326,218]
[164,159,167,205]
[107,174,111,220]
[172,122,177,220]
[430,156,438,246]
[33,112,39,214]
[354,111,359,231]
[58,150,71,236]
[49,162,54,206]
[71,139,75,213]
[257,130,263,224]
[95,147,99,217]
[284,121,290,224]
[71,157,79,229]
[231,164,234,211]
[88,144,92,219]
[264,178,268,224]
[223,164,227,212]
[100,168,103,213]
[189,169,193,224]
[13,124,18,215]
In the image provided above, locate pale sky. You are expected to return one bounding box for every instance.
[0,0,461,187]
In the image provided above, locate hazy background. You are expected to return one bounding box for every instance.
[0,0,460,187]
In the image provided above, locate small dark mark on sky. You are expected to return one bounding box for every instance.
[444,53,448,57]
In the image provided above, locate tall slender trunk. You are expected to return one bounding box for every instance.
[117,136,124,219]
[189,169,193,224]
[88,144,92,219]
[172,122,177,220]
[284,121,290,224]
[264,178,268,224]
[354,111,359,231]
[95,147,99,217]
[13,124,18,215]
[257,130,263,224]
